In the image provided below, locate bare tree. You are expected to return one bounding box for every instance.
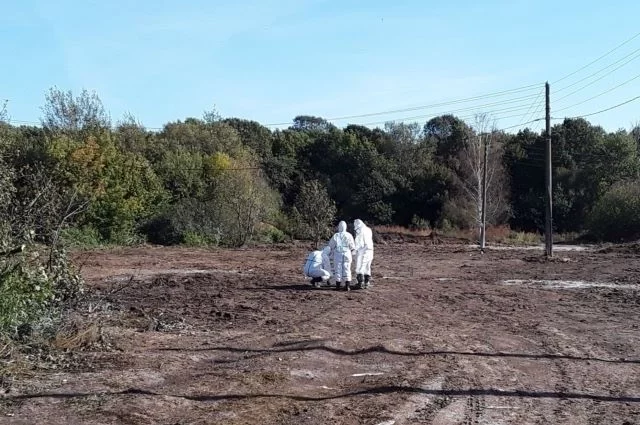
[0,100,7,123]
[456,114,509,248]
[10,166,84,240]
[41,87,110,137]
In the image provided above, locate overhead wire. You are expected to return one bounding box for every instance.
[509,91,545,134]
[552,29,640,84]
[264,83,543,126]
[554,73,640,113]
[554,45,640,93]
[516,89,544,125]
[554,94,640,119]
[359,106,542,127]
[554,53,640,103]
[8,32,640,134]
[420,32,640,133]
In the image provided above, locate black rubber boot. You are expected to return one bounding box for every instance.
[356,274,363,289]
[344,281,351,291]
[364,275,371,289]
[335,281,341,291]
[311,277,321,288]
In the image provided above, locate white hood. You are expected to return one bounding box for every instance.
[337,221,347,232]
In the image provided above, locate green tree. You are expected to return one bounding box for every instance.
[48,132,166,242]
[587,180,640,241]
[156,148,206,200]
[423,114,473,166]
[223,118,273,159]
[114,114,156,159]
[159,118,243,156]
[212,151,280,246]
[505,119,639,233]
[295,180,337,246]
[292,115,336,133]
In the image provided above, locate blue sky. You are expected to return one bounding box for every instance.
[2,0,640,133]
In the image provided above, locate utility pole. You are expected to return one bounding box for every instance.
[480,133,488,251]
[545,82,553,257]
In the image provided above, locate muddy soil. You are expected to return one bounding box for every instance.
[1,243,640,424]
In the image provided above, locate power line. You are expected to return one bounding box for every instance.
[552,29,640,84]
[359,105,540,127]
[529,101,546,127]
[501,118,545,131]
[8,31,639,134]
[264,83,542,126]
[554,72,640,113]
[266,32,640,129]
[554,53,640,102]
[553,94,640,120]
[7,119,40,126]
[355,95,550,127]
[511,91,545,133]
[555,46,640,94]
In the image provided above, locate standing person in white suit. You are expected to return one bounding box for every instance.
[328,221,356,291]
[354,219,374,289]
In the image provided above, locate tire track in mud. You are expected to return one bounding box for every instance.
[586,401,607,425]
[386,375,449,424]
[538,327,576,422]
[458,370,487,425]
[427,355,487,425]
[463,394,485,425]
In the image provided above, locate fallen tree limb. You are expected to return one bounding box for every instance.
[0,245,25,257]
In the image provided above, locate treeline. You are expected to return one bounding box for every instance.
[1,88,640,248]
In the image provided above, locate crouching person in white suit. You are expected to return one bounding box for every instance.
[303,246,332,288]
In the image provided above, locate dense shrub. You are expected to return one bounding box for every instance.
[60,226,103,248]
[0,246,82,337]
[587,181,640,242]
[144,198,221,246]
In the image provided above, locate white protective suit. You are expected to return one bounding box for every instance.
[328,221,356,284]
[354,219,374,281]
[303,248,331,284]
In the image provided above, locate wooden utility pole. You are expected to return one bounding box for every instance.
[545,82,553,257]
[480,133,488,250]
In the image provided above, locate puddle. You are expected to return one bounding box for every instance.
[351,372,384,377]
[290,369,317,379]
[502,279,637,290]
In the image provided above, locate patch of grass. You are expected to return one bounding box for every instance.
[438,225,542,245]
[51,323,101,351]
[438,227,474,241]
[183,231,219,247]
[376,225,431,237]
[503,231,542,245]
[486,225,511,241]
[554,232,581,243]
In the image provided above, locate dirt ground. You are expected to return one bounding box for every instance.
[1,240,640,424]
